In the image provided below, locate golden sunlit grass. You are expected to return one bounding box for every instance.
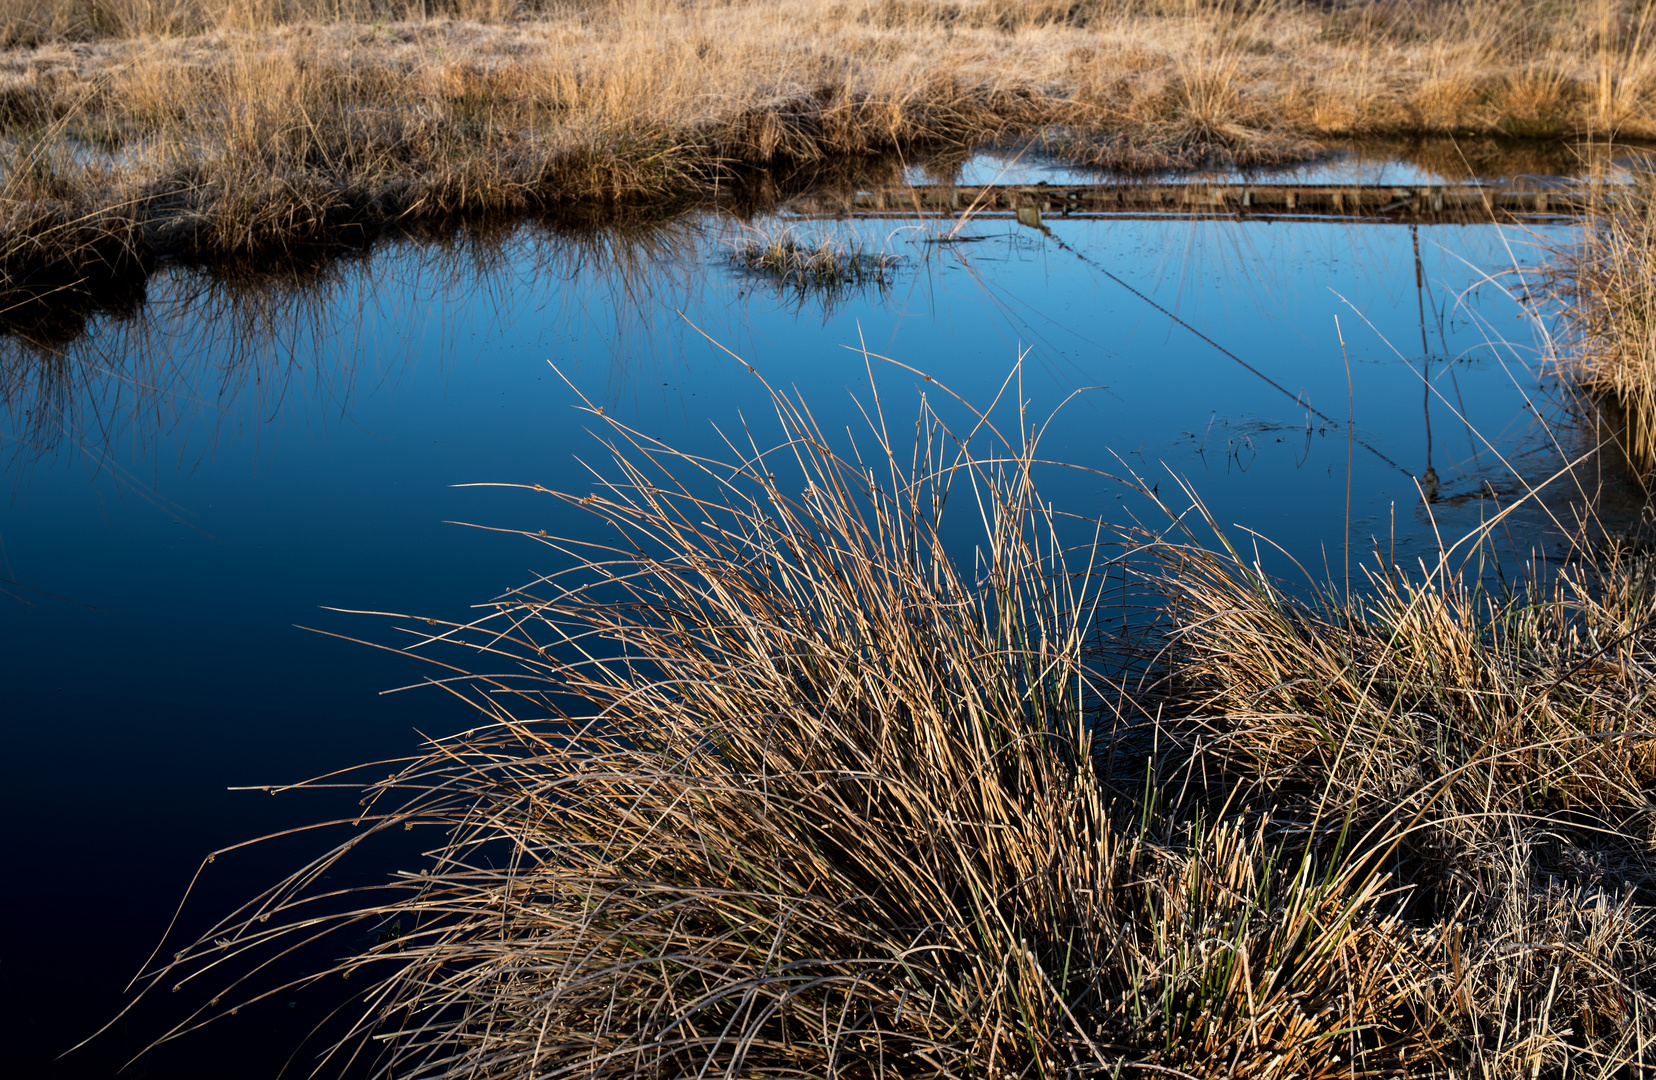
[1553,166,1656,479]
[119,358,1656,1077]
[16,4,1652,1072]
[1143,494,1656,1075]
[0,0,1654,280]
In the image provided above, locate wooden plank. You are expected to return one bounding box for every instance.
[776,181,1592,224]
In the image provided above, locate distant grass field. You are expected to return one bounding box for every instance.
[0,0,1652,277]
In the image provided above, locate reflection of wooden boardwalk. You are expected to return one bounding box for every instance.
[781,181,1590,226]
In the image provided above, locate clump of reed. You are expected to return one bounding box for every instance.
[0,194,147,344]
[124,361,1656,1077]
[1552,165,1656,478]
[1138,493,1656,1075]
[732,224,900,299]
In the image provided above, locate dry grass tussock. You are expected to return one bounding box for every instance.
[1552,164,1656,480]
[1146,490,1656,1074]
[124,361,1656,1077]
[0,1,1655,278]
[731,223,901,305]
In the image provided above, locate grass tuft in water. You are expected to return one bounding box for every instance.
[124,365,1656,1077]
[732,225,901,298]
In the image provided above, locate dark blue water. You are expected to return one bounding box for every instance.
[0,198,1606,1075]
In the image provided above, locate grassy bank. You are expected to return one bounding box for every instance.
[127,366,1656,1078]
[1,0,1654,294]
[1553,166,1656,480]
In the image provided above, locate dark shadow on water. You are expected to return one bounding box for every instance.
[8,135,1648,357]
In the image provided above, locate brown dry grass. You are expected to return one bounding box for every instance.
[112,360,1656,1078]
[0,0,1654,285]
[1552,165,1656,480]
[1139,491,1656,1076]
[731,221,901,309]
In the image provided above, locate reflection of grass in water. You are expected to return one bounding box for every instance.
[0,212,709,476]
[123,360,1656,1078]
[1,246,363,473]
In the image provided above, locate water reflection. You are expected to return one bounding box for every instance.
[0,215,723,479]
[2,181,1636,554]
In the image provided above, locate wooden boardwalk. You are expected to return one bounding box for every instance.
[780,181,1592,226]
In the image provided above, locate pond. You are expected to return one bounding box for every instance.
[1,148,1641,1076]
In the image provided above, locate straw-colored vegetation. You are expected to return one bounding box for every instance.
[1,0,1655,283]
[1554,166,1656,478]
[30,2,1652,1072]
[733,224,900,302]
[1147,509,1656,1075]
[129,364,1656,1077]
